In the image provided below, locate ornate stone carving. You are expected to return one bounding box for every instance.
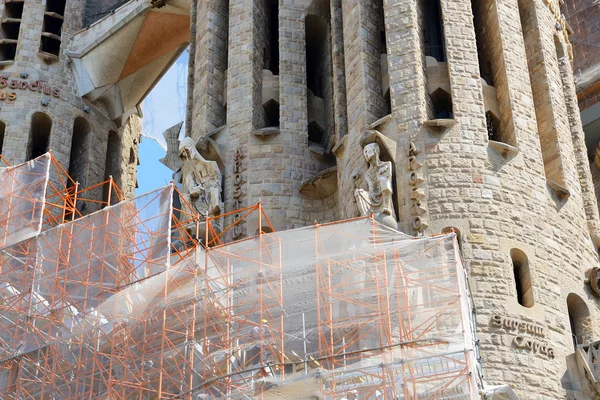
[353,142,397,228]
[178,137,222,218]
[585,267,600,296]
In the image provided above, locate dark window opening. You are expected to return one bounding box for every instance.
[129,148,135,164]
[305,15,328,98]
[4,2,24,19]
[40,35,61,57]
[430,88,453,119]
[27,113,52,161]
[486,111,501,141]
[308,121,324,145]
[0,0,23,62]
[0,43,17,62]
[305,12,333,148]
[375,0,391,115]
[40,0,65,58]
[424,0,446,62]
[0,121,5,155]
[68,117,92,188]
[263,99,280,127]
[103,130,121,205]
[264,0,279,75]
[384,90,392,115]
[1,20,20,39]
[45,0,67,15]
[567,293,592,349]
[511,249,534,308]
[471,0,494,86]
[43,15,63,36]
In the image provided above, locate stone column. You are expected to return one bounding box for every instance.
[191,0,229,141]
[337,0,391,219]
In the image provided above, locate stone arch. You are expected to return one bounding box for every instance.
[511,248,534,308]
[69,117,92,188]
[567,293,593,348]
[27,112,52,161]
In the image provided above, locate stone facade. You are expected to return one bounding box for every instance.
[0,0,140,207]
[189,0,600,398]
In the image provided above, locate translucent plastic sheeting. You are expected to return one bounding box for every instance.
[0,154,50,250]
[0,215,477,399]
[0,186,174,367]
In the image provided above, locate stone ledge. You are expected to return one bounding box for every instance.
[299,166,337,200]
[423,118,457,134]
[309,144,334,162]
[332,135,347,158]
[252,126,280,139]
[208,124,226,138]
[488,140,520,158]
[368,114,392,130]
[548,180,571,200]
[39,51,59,63]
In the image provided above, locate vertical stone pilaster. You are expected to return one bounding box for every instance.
[224,0,256,231]
[330,0,348,143]
[192,0,229,141]
[384,0,428,228]
[338,0,389,219]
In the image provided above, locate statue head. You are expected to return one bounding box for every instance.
[363,142,380,163]
[179,137,197,161]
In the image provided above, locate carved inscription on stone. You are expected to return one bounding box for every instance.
[232,149,246,240]
[408,141,427,234]
[492,314,546,337]
[491,315,555,359]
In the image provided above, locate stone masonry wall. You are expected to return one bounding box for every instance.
[0,0,139,209]
[191,0,600,398]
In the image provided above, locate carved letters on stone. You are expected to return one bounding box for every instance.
[232,149,246,240]
[491,315,555,359]
[408,141,427,234]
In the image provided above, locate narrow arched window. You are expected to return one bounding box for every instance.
[129,148,136,164]
[103,130,121,205]
[567,293,592,348]
[0,121,5,155]
[27,113,52,160]
[69,117,92,187]
[423,0,453,119]
[471,0,515,146]
[518,0,567,189]
[423,0,446,62]
[305,13,333,148]
[511,249,534,308]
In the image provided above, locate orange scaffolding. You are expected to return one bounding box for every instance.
[0,155,478,399]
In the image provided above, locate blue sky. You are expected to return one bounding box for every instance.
[136,51,188,196]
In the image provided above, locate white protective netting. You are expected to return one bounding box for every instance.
[0,155,477,399]
[0,154,50,250]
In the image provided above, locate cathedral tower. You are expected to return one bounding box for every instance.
[188,0,600,397]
